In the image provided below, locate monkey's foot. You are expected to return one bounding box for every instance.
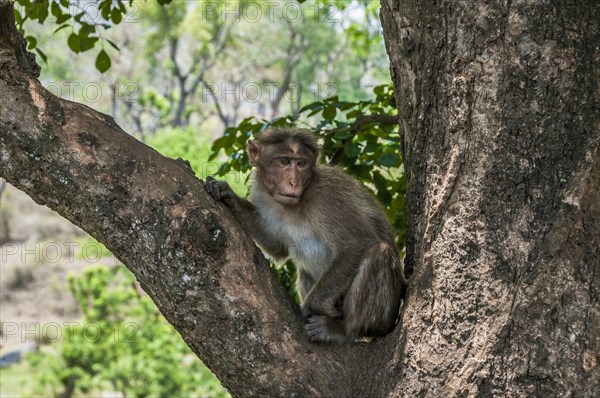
[305,315,354,344]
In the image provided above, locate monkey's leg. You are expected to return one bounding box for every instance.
[303,244,401,343]
[343,242,403,339]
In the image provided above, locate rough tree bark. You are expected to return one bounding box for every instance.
[380,0,599,396]
[1,1,598,397]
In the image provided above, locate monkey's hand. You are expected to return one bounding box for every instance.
[300,296,342,320]
[205,176,241,209]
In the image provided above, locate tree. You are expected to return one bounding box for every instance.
[379,0,600,395]
[137,1,239,129]
[1,1,598,397]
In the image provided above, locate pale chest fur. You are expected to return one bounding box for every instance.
[256,203,333,280]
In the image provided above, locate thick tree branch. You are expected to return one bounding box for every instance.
[0,3,403,396]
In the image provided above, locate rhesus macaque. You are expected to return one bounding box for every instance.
[206,127,406,343]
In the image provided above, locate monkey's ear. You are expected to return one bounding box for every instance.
[247,139,261,166]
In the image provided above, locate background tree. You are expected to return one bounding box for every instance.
[18,0,388,136]
[1,1,598,397]
[136,1,239,129]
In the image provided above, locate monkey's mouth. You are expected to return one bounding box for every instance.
[276,192,301,205]
[278,192,299,199]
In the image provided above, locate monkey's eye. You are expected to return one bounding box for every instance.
[297,160,308,167]
[278,157,290,165]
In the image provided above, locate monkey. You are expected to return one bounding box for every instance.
[205,127,407,343]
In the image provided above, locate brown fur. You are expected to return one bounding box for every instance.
[206,127,407,343]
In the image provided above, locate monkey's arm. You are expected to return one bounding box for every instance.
[205,177,288,259]
[205,176,256,215]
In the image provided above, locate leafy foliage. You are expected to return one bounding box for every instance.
[146,126,248,196]
[27,265,229,398]
[13,0,172,72]
[146,126,214,178]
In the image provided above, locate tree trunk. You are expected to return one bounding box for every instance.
[380,0,600,395]
[1,1,598,397]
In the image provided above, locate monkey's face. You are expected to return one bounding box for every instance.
[262,155,313,206]
[248,136,318,206]
[248,141,316,206]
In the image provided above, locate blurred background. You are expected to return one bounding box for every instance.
[0,1,398,396]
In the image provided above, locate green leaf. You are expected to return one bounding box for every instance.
[307,108,323,117]
[298,101,323,114]
[387,96,396,108]
[95,49,111,73]
[378,152,400,167]
[336,101,354,111]
[212,134,236,150]
[364,141,378,154]
[13,9,23,25]
[372,172,389,199]
[334,131,352,140]
[79,24,95,38]
[322,106,336,120]
[369,105,384,114]
[106,39,120,51]
[51,1,61,18]
[79,37,98,52]
[54,23,70,33]
[67,33,80,52]
[34,1,49,23]
[111,8,123,24]
[56,13,70,24]
[270,117,289,127]
[73,11,85,22]
[344,142,360,158]
[100,1,111,20]
[25,35,37,50]
[217,163,231,175]
[347,109,362,119]
[35,48,48,64]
